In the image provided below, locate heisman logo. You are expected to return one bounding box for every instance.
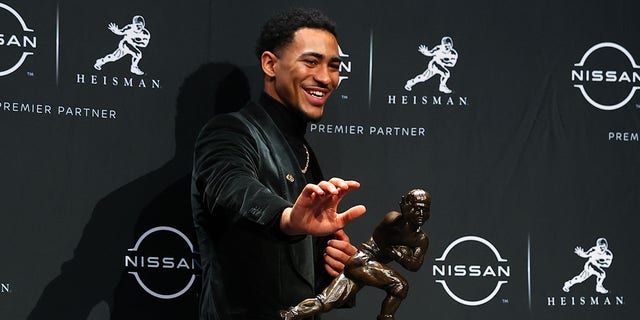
[94,15,150,75]
[572,42,640,110]
[547,237,623,307]
[563,238,613,294]
[404,36,458,93]
[0,3,36,76]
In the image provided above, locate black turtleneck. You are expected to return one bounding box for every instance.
[259,93,322,183]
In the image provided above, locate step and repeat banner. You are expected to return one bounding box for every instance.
[1,0,638,319]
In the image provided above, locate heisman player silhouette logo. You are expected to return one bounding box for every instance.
[405,36,458,94]
[94,15,151,75]
[563,238,613,294]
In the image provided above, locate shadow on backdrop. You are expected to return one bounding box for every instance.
[28,63,250,319]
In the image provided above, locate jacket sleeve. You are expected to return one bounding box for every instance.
[192,115,292,233]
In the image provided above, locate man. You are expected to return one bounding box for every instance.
[404,36,457,93]
[191,8,366,320]
[94,15,150,75]
[563,238,613,294]
[280,189,430,320]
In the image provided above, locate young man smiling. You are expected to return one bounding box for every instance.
[260,27,342,122]
[191,8,365,320]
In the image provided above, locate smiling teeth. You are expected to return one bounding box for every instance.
[308,90,325,97]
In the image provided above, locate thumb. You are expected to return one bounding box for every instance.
[338,205,366,227]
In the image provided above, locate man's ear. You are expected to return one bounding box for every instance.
[261,51,278,78]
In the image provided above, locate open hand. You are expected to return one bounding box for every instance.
[280,178,366,236]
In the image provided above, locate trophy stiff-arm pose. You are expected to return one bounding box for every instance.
[281,189,431,320]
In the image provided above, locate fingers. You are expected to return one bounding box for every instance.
[323,248,349,277]
[337,205,367,227]
[325,244,353,263]
[290,179,364,236]
[302,183,325,197]
[328,231,357,257]
[342,180,361,190]
[315,178,360,195]
[305,179,361,213]
[317,181,339,194]
[324,229,357,277]
[330,178,360,190]
[318,178,347,195]
[324,259,341,278]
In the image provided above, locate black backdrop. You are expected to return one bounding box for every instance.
[1,0,638,319]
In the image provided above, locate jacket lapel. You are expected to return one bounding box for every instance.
[242,102,316,288]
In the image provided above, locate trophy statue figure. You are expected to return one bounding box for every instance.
[280,189,431,320]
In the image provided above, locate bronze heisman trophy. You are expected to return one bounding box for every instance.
[280,189,431,320]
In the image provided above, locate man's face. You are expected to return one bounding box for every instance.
[405,198,430,227]
[268,28,340,121]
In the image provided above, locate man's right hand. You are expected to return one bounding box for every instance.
[279,178,366,236]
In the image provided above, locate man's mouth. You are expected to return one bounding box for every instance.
[307,89,326,98]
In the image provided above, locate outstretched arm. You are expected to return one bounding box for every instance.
[574,246,589,258]
[108,23,124,35]
[418,44,434,57]
[280,178,366,236]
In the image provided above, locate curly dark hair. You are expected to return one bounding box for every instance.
[255,8,337,59]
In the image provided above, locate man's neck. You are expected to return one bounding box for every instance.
[260,92,307,139]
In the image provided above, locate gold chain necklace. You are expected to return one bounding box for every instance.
[301,144,310,174]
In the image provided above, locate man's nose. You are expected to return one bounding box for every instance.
[314,64,334,85]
